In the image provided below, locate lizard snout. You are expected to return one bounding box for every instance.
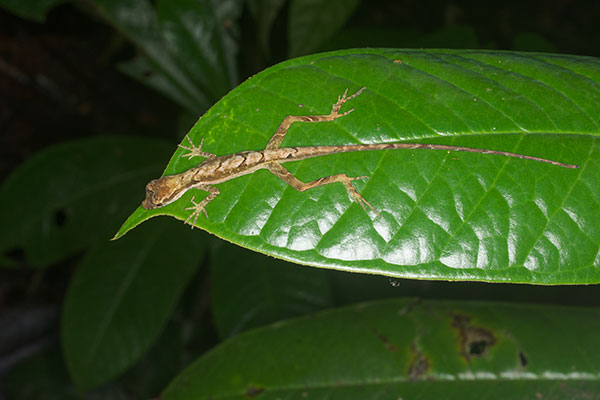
[141,180,160,209]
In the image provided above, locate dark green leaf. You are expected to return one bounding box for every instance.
[513,33,557,53]
[211,242,332,338]
[155,0,240,100]
[123,320,185,399]
[0,0,66,21]
[91,0,211,111]
[117,49,600,284]
[322,26,479,54]
[211,0,244,86]
[95,0,242,111]
[413,25,479,48]
[0,136,171,268]
[288,0,360,57]
[162,298,600,400]
[118,55,194,111]
[62,218,205,390]
[247,0,286,56]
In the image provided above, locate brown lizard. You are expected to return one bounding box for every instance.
[141,87,578,227]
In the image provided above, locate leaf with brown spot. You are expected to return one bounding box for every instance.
[161,299,600,399]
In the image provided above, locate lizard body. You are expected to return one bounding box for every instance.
[141,87,578,226]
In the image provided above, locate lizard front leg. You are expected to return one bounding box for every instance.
[267,163,379,216]
[184,185,220,227]
[265,87,366,150]
[179,136,217,160]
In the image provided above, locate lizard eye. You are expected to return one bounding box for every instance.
[141,176,186,209]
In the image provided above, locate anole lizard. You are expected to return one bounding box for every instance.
[141,87,578,226]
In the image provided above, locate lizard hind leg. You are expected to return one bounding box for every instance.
[267,163,379,217]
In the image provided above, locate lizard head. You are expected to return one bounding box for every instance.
[141,175,187,209]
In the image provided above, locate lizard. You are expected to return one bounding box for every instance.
[141,87,578,227]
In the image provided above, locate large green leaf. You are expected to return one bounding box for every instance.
[116,49,600,284]
[62,218,205,390]
[162,298,600,399]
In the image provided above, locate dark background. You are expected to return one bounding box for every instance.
[1,0,599,398]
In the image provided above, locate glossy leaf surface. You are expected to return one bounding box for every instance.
[163,298,600,399]
[117,49,600,284]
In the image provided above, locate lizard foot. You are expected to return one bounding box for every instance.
[184,196,210,228]
[345,176,380,217]
[178,136,217,160]
[330,87,366,118]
